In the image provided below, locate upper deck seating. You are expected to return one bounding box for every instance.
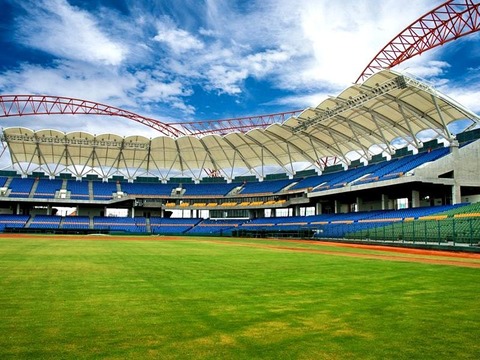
[8,178,35,198]
[120,182,174,196]
[92,181,117,200]
[291,147,451,192]
[181,183,239,196]
[240,179,294,194]
[66,180,90,200]
[33,179,63,198]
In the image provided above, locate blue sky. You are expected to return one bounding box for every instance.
[0,0,479,137]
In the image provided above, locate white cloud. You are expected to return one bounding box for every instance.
[3,0,476,126]
[15,0,126,65]
[153,21,204,54]
[289,0,437,87]
[396,59,451,80]
[0,61,196,126]
[141,80,192,100]
[261,92,330,109]
[0,62,136,106]
[178,0,441,94]
[440,87,480,114]
[205,66,248,95]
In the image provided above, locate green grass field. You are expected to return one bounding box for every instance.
[0,235,479,359]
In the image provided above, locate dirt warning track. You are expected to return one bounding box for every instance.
[202,238,480,269]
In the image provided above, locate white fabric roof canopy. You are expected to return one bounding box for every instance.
[2,70,479,180]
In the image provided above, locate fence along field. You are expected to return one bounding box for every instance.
[0,234,479,359]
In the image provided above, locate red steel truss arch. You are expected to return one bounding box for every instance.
[170,110,303,136]
[356,0,480,83]
[0,94,184,137]
[0,94,302,137]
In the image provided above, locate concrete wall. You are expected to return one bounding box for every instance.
[462,194,480,203]
[415,141,480,187]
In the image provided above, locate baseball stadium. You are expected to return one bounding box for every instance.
[0,1,479,359]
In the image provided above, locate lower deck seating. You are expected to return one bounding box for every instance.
[0,203,476,243]
[0,214,30,229]
[29,215,62,229]
[150,218,201,234]
[93,216,147,233]
[62,216,90,229]
[186,219,245,235]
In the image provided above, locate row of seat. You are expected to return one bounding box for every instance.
[165,199,286,208]
[0,203,477,238]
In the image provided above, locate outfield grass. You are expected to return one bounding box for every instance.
[0,235,479,359]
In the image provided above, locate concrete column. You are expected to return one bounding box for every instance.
[16,203,21,215]
[356,197,363,212]
[411,190,420,208]
[450,139,459,159]
[294,205,301,216]
[450,140,461,205]
[388,199,394,210]
[452,184,462,205]
[381,194,388,210]
[334,200,341,214]
[315,202,322,215]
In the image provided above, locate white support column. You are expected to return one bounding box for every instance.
[356,196,363,212]
[315,202,322,215]
[452,184,462,205]
[411,190,420,208]
[334,200,341,214]
[450,140,461,205]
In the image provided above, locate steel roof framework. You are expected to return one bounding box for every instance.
[2,70,479,181]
